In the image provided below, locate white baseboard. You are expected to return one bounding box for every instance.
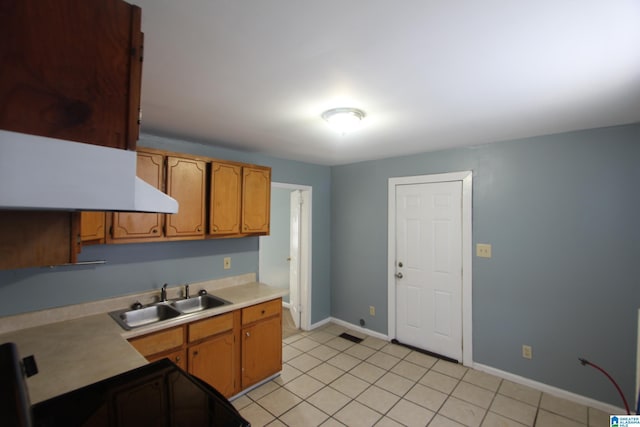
[309,317,622,414]
[309,317,332,330]
[325,317,390,341]
[308,316,390,342]
[282,301,291,310]
[473,363,626,415]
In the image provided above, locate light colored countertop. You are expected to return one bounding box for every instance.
[0,276,287,404]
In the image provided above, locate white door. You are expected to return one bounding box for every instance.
[395,181,462,361]
[289,190,302,329]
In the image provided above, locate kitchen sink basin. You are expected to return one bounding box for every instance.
[110,303,182,330]
[170,295,230,314]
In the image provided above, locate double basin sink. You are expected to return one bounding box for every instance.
[109,295,231,330]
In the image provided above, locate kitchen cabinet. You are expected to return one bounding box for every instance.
[187,312,239,398]
[128,311,240,398]
[129,326,184,357]
[0,211,80,270]
[108,150,206,243]
[80,212,106,244]
[0,0,143,150]
[147,348,187,371]
[109,151,165,242]
[209,162,242,235]
[165,156,206,239]
[242,166,271,234]
[241,299,282,389]
[0,0,143,270]
[128,299,281,397]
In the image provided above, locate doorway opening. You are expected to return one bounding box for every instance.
[259,183,312,333]
[387,171,473,366]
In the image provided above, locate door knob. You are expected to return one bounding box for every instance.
[395,272,403,279]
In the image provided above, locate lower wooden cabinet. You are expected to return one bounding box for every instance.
[148,348,187,371]
[189,331,236,397]
[241,314,282,389]
[127,299,281,398]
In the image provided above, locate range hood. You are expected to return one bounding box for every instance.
[0,130,178,213]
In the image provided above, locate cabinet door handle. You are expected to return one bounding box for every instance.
[193,350,199,356]
[152,228,158,234]
[213,226,218,232]
[197,227,202,232]
[175,356,181,362]
[245,332,250,337]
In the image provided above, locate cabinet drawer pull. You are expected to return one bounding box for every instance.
[175,356,181,362]
[261,310,265,315]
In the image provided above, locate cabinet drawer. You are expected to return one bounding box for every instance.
[242,299,281,325]
[129,326,184,357]
[188,312,234,343]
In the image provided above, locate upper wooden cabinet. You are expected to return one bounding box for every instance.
[103,147,270,245]
[210,162,242,235]
[80,212,106,244]
[108,149,207,243]
[110,151,165,241]
[165,156,206,238]
[0,0,143,150]
[242,167,271,234]
[0,211,80,270]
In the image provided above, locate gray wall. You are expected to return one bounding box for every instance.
[259,187,292,303]
[331,123,640,406]
[0,134,332,325]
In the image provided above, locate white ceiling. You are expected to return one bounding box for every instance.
[132,0,640,166]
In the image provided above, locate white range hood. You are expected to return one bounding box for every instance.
[0,129,178,213]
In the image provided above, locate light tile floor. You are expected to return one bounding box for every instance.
[233,323,609,427]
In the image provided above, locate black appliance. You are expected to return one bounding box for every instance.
[0,342,250,427]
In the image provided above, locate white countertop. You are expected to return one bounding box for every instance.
[0,279,287,403]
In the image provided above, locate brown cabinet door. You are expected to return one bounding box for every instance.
[166,157,206,238]
[241,167,271,234]
[209,162,242,235]
[0,211,79,270]
[147,348,187,372]
[80,211,106,243]
[241,315,282,389]
[0,0,142,150]
[111,151,164,240]
[189,331,236,397]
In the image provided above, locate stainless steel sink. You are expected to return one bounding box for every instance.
[110,303,182,330]
[109,294,232,330]
[170,295,229,314]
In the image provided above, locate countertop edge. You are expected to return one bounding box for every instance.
[0,280,288,404]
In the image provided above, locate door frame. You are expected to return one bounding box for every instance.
[259,182,312,331]
[387,171,473,366]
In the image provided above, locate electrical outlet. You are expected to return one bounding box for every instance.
[522,345,532,359]
[369,306,375,316]
[223,257,231,270]
[476,243,492,258]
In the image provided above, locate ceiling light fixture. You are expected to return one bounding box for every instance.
[322,108,366,135]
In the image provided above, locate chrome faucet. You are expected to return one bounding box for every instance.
[160,283,168,302]
[184,284,190,299]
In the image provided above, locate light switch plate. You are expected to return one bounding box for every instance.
[476,243,492,258]
[223,257,231,269]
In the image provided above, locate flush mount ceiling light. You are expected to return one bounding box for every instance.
[321,108,366,135]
